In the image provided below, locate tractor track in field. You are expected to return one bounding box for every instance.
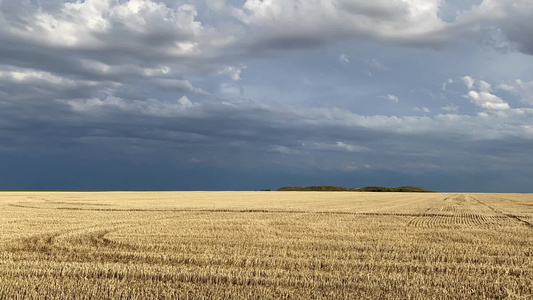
[469,195,533,229]
[406,213,508,228]
[406,194,529,228]
[5,222,140,255]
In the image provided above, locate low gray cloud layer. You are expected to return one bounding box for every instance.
[0,0,532,191]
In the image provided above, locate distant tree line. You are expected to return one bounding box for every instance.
[276,186,434,192]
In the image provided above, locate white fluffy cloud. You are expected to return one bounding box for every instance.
[461,76,475,90]
[462,76,510,111]
[236,0,447,44]
[382,94,399,103]
[34,1,203,50]
[68,95,200,117]
[0,0,244,86]
[466,91,510,110]
[1,0,532,89]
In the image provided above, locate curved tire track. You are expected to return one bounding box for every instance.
[7,222,139,254]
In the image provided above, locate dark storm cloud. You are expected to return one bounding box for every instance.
[451,0,533,56]
[499,5,533,55]
[3,87,530,174]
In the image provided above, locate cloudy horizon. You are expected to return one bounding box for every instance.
[1,0,532,192]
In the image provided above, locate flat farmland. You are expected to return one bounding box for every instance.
[1,192,532,299]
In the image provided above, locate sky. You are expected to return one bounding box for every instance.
[0,0,532,192]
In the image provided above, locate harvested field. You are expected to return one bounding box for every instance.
[1,191,532,299]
